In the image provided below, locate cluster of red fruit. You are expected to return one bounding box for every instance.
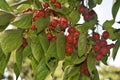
[50,0,61,9]
[65,27,80,54]
[80,60,89,75]
[44,14,80,55]
[78,5,96,21]
[22,0,81,55]
[32,0,61,20]
[46,16,80,55]
[92,31,115,61]
[46,17,69,42]
[22,0,62,31]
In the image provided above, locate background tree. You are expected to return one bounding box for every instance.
[98,65,120,80]
[0,0,120,80]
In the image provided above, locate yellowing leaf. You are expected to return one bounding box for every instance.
[0,10,15,31]
[0,29,23,54]
[0,50,11,74]
[34,59,50,80]
[30,35,44,62]
[0,0,13,12]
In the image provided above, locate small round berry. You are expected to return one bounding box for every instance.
[102,31,109,39]
[50,19,58,27]
[95,39,101,44]
[46,32,53,40]
[74,30,80,38]
[50,0,56,4]
[83,68,89,75]
[83,13,90,21]
[32,12,38,21]
[58,17,68,24]
[100,47,109,55]
[74,42,78,48]
[93,45,100,52]
[65,35,74,44]
[93,32,100,40]
[78,5,87,14]
[51,35,56,41]
[68,27,76,33]
[43,2,49,8]
[66,42,72,47]
[89,10,96,17]
[22,37,28,48]
[73,38,77,45]
[100,40,107,47]
[59,22,68,30]
[54,2,61,9]
[65,46,73,54]
[48,25,55,30]
[37,9,45,17]
[45,8,52,16]
[95,54,103,61]
[30,24,36,30]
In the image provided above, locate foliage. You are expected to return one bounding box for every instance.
[0,0,120,80]
[98,65,120,80]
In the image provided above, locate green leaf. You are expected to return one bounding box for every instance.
[35,58,50,80]
[57,0,68,4]
[112,0,120,19]
[50,4,71,15]
[56,32,65,60]
[31,56,38,74]
[0,23,9,32]
[103,20,115,27]
[87,52,96,78]
[112,39,120,60]
[0,10,15,31]
[11,13,32,29]
[10,0,29,9]
[30,35,44,62]
[16,4,32,12]
[67,10,80,25]
[88,0,102,8]
[88,0,96,9]
[0,50,11,74]
[35,16,50,33]
[0,29,23,54]
[78,33,87,57]
[77,20,97,33]
[46,41,58,72]
[0,0,13,12]
[14,63,20,79]
[16,47,23,71]
[92,68,100,80]
[14,46,25,79]
[94,0,103,4]
[81,74,91,80]
[69,74,79,80]
[102,54,108,65]
[39,33,49,53]
[22,45,32,57]
[71,49,86,64]
[103,20,116,40]
[34,0,42,9]
[63,65,79,80]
